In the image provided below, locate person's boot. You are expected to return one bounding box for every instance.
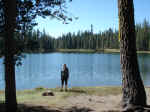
[60,86,63,92]
[65,86,68,92]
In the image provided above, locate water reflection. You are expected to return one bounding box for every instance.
[138,54,150,85]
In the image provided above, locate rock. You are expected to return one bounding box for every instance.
[88,98,92,102]
[42,91,54,96]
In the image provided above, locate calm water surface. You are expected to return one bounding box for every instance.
[0,53,150,90]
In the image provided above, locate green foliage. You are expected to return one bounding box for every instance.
[0,0,4,33]
[9,27,119,52]
[136,19,150,50]
[12,27,118,52]
[16,0,74,33]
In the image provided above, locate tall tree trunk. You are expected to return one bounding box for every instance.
[118,0,147,110]
[4,0,17,112]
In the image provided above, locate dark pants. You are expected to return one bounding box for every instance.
[61,76,68,86]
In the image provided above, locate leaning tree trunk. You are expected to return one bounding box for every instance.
[4,0,17,112]
[118,0,147,110]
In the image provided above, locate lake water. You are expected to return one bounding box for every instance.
[0,53,150,90]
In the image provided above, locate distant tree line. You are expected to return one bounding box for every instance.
[0,19,150,53]
[22,28,119,52]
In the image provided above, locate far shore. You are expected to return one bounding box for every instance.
[55,49,150,54]
[1,49,150,56]
[1,49,150,58]
[25,48,150,54]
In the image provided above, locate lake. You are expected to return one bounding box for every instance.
[0,53,150,90]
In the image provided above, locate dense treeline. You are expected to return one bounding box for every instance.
[0,19,150,53]
[23,28,119,51]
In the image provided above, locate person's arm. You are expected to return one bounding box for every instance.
[61,71,63,79]
[67,68,69,79]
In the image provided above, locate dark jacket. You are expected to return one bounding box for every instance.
[61,67,69,79]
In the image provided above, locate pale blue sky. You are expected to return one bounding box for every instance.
[35,0,150,38]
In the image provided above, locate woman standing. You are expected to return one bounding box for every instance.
[61,64,69,91]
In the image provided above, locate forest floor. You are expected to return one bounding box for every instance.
[1,86,150,112]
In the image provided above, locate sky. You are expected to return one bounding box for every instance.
[35,0,150,38]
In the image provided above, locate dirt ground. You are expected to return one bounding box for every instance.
[61,94,122,112]
[1,87,150,112]
[22,88,150,112]
[17,94,122,112]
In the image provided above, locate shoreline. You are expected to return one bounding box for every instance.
[1,85,150,92]
[1,49,150,56]
[24,49,150,54]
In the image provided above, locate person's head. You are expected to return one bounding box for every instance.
[63,64,66,69]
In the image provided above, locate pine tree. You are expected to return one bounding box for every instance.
[118,0,147,110]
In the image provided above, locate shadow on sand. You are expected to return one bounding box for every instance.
[0,102,93,112]
[2,101,150,112]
